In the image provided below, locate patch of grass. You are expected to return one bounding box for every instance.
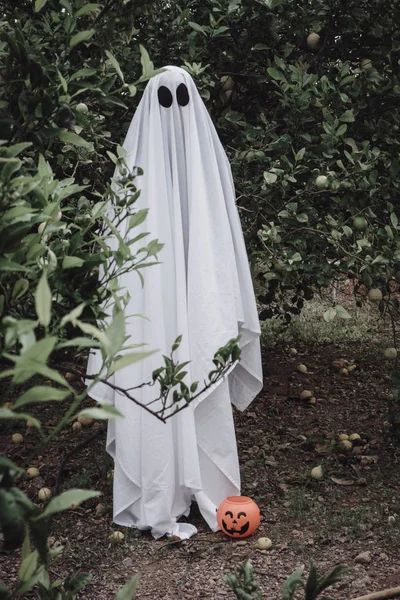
[315,504,374,541]
[261,293,384,345]
[287,488,314,520]
[286,486,384,543]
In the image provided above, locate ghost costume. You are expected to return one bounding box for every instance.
[86,66,263,539]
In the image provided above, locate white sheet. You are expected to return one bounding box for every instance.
[86,66,263,539]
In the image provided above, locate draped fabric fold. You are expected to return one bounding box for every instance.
[86,66,263,539]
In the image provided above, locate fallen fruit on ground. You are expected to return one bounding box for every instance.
[38,487,52,501]
[72,421,82,431]
[384,347,397,360]
[300,390,312,400]
[255,537,272,550]
[109,531,124,543]
[339,440,353,450]
[12,433,23,443]
[77,415,94,427]
[311,465,323,479]
[26,467,40,478]
[349,433,361,441]
[308,397,317,405]
[65,372,79,382]
[288,347,298,355]
[296,364,307,373]
[338,433,349,441]
[368,288,382,302]
[339,368,349,376]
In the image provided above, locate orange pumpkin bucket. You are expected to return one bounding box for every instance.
[217,496,260,538]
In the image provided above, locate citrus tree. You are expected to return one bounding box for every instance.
[0,2,239,596]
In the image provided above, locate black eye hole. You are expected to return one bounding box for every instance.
[176,83,189,106]
[225,511,233,518]
[238,512,247,519]
[158,86,173,108]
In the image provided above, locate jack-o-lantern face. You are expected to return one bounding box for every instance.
[222,510,249,537]
[217,496,260,539]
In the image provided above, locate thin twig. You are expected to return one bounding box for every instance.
[54,426,106,495]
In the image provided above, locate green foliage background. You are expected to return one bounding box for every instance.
[1,0,400,327]
[0,0,399,596]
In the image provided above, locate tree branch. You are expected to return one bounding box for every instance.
[353,587,400,600]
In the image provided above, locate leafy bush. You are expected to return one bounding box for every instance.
[122,0,400,324]
[225,558,350,600]
[0,2,240,596]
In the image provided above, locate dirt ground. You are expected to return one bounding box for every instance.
[1,340,400,599]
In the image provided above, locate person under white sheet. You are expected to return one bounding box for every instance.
[86,66,263,539]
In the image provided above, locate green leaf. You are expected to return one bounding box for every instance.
[34,0,47,11]
[305,561,318,600]
[282,566,304,600]
[0,258,25,272]
[58,130,91,148]
[335,305,351,320]
[315,565,351,596]
[115,574,140,600]
[105,50,124,83]
[336,123,347,136]
[263,171,277,184]
[62,256,85,269]
[37,490,101,519]
[139,45,154,76]
[69,29,95,48]
[391,212,398,229]
[128,84,137,97]
[21,532,30,562]
[339,110,355,123]
[60,303,85,328]
[295,147,305,161]
[129,209,149,229]
[12,279,29,301]
[188,21,207,35]
[105,310,125,359]
[267,67,286,81]
[57,69,68,94]
[77,405,123,419]
[57,337,101,349]
[14,386,70,409]
[35,272,52,327]
[76,320,110,350]
[0,456,24,476]
[0,408,41,428]
[108,351,156,376]
[323,308,336,323]
[76,3,102,17]
[18,551,38,584]
[68,573,92,594]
